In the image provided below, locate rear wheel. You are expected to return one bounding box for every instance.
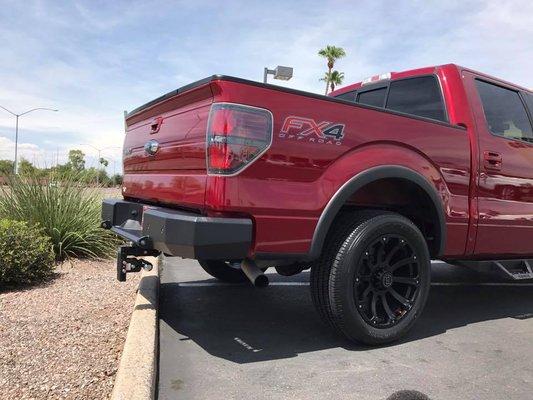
[310,211,379,328]
[312,211,431,345]
[198,260,248,283]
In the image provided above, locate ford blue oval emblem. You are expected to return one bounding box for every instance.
[144,139,159,155]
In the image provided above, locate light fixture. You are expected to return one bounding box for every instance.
[263,65,293,83]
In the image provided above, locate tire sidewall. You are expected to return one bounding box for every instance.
[334,215,431,344]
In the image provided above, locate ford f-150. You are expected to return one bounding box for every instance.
[102,64,533,344]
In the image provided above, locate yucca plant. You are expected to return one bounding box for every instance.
[0,173,118,261]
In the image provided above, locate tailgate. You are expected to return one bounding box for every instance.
[122,82,213,210]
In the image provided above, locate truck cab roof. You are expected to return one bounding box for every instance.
[330,63,531,98]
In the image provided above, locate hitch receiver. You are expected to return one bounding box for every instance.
[117,245,160,282]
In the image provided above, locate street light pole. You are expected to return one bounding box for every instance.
[263,67,271,84]
[0,105,58,174]
[14,115,19,173]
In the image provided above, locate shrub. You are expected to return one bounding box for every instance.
[0,174,118,261]
[0,219,55,286]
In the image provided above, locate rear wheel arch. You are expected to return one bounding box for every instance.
[309,166,447,259]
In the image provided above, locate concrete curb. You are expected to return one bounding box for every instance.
[111,256,160,400]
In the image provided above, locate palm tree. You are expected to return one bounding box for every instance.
[318,45,346,94]
[320,70,345,93]
[320,72,331,91]
[99,157,109,168]
[328,70,345,92]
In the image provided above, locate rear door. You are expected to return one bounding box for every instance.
[464,72,533,257]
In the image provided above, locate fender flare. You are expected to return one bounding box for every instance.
[308,165,447,259]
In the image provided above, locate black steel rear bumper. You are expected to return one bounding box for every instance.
[101,199,252,260]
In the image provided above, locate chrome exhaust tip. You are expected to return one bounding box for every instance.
[241,259,269,287]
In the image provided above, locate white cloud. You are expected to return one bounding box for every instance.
[0,0,531,178]
[0,136,47,165]
[0,133,122,172]
[156,0,533,94]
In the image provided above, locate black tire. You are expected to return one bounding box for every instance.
[198,260,248,283]
[311,211,431,345]
[328,212,431,345]
[310,210,381,329]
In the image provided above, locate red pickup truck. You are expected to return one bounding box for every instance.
[102,64,533,344]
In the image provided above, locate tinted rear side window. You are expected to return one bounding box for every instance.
[357,87,387,107]
[524,93,533,116]
[475,80,533,142]
[386,76,446,122]
[335,90,356,103]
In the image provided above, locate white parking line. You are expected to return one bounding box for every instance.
[176,282,310,287]
[431,282,533,287]
[177,281,533,288]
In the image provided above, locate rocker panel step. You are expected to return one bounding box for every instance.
[494,260,533,280]
[450,259,533,280]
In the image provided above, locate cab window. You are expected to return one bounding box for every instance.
[476,80,533,143]
[334,90,356,103]
[357,87,387,108]
[385,76,447,122]
[524,92,533,117]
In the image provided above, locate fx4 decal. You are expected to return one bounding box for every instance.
[279,116,345,145]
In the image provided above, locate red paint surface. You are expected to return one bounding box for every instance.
[122,64,533,260]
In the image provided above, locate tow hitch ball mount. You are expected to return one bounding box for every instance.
[117,245,160,282]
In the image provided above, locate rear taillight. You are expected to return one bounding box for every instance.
[206,103,273,175]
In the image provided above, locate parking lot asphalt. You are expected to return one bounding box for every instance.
[158,258,533,400]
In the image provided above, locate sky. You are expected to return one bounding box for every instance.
[0,0,532,173]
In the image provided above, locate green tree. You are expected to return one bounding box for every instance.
[97,168,110,186]
[320,70,345,93]
[99,157,109,168]
[67,149,85,172]
[318,45,346,95]
[54,163,73,179]
[80,167,110,186]
[0,160,14,176]
[111,174,123,186]
[18,158,37,176]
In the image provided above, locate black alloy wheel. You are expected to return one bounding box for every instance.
[354,234,421,328]
[311,211,431,345]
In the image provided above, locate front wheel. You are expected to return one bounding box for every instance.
[314,212,431,345]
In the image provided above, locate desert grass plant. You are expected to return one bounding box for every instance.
[0,173,118,261]
[0,219,55,286]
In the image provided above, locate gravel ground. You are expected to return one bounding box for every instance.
[0,260,141,400]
